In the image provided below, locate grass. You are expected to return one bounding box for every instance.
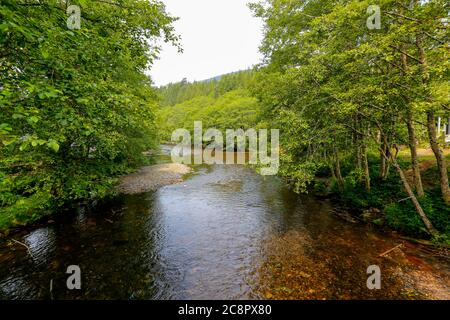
[397,148,450,163]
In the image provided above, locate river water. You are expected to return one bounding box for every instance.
[0,149,449,299]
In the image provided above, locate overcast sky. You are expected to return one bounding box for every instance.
[149,0,264,86]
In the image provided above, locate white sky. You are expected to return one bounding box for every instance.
[149,0,264,86]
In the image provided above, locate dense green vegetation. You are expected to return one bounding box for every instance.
[158,71,256,106]
[1,0,448,244]
[324,152,450,239]
[157,71,262,140]
[0,0,178,231]
[249,0,449,241]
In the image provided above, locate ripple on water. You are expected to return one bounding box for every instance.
[0,162,449,299]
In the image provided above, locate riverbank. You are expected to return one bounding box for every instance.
[1,162,448,299]
[0,146,190,236]
[312,150,450,246]
[117,163,192,195]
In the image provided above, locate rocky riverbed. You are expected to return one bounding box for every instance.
[117,163,192,195]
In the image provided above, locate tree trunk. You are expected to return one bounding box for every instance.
[380,145,438,236]
[356,144,362,172]
[362,142,371,192]
[416,32,450,204]
[333,147,344,192]
[406,112,425,197]
[355,116,363,172]
[426,111,450,204]
[391,157,438,236]
[331,131,345,191]
[400,37,424,197]
[330,163,337,181]
[380,137,390,180]
[380,146,386,179]
[334,154,344,192]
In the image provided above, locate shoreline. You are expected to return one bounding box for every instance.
[116,162,193,195]
[0,160,192,238]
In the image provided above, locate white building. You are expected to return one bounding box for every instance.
[437,117,450,145]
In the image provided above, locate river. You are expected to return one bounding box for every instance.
[0,148,449,299]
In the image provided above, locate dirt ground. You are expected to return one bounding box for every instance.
[415,148,450,157]
[403,148,450,188]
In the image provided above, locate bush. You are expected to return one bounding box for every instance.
[385,192,450,238]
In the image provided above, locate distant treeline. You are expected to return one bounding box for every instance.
[157,70,262,140]
[158,70,257,106]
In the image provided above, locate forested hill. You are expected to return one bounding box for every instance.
[156,70,262,140]
[158,70,256,106]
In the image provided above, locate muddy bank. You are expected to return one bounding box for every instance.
[117,163,192,195]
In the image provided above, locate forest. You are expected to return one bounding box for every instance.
[247,0,450,241]
[1,0,449,245]
[157,71,262,140]
[1,0,450,302]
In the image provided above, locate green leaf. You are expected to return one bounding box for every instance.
[40,48,49,59]
[47,140,60,152]
[19,142,29,151]
[27,116,39,124]
[0,23,8,32]
[0,123,12,132]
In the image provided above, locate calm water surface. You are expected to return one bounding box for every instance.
[0,150,449,299]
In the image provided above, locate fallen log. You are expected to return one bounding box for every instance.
[379,244,403,257]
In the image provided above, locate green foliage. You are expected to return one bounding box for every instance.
[279,160,322,193]
[158,70,257,106]
[0,0,178,230]
[250,0,449,240]
[385,192,450,238]
[157,72,262,141]
[335,155,450,238]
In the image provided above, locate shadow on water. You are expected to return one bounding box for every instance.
[0,148,449,299]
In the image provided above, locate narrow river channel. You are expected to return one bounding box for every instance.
[0,148,449,299]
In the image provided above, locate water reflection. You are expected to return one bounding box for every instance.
[25,228,56,266]
[0,159,448,299]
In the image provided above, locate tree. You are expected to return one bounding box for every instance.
[0,0,179,229]
[250,0,448,236]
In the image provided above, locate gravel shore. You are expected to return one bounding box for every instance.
[117,163,192,194]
